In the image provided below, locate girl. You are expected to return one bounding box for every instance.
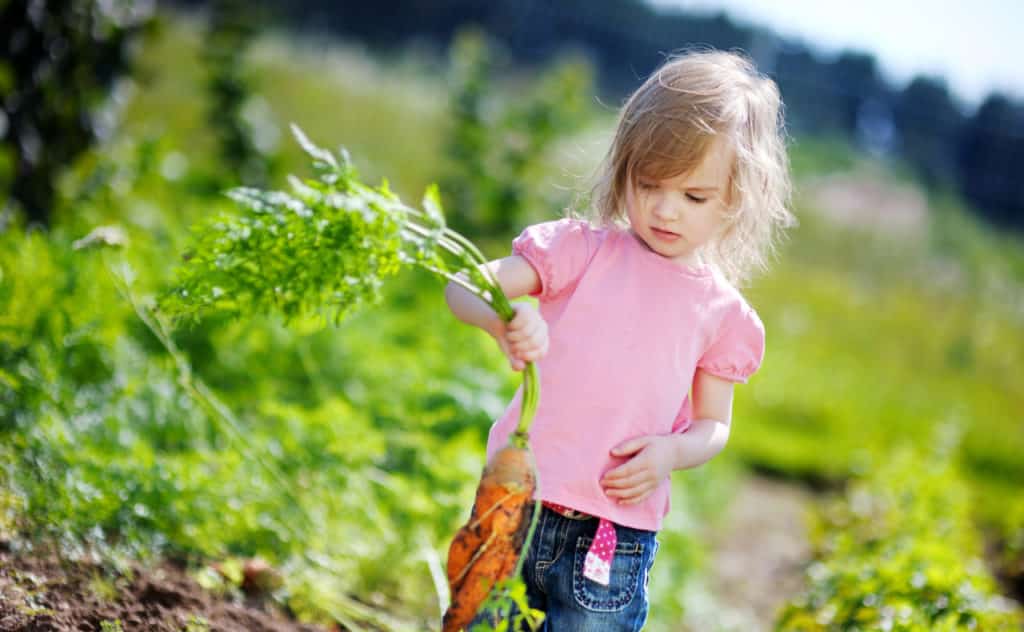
[445,48,796,631]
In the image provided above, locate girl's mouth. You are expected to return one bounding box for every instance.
[651,227,680,241]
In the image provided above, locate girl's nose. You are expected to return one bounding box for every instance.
[653,200,678,221]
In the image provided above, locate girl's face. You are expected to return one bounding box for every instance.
[625,136,735,268]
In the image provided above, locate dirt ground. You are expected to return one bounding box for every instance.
[697,474,818,631]
[0,544,331,632]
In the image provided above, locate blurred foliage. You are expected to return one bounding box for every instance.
[732,149,1024,592]
[201,0,275,188]
[182,0,1024,233]
[440,28,594,238]
[0,0,154,225]
[958,94,1024,229]
[776,436,1023,630]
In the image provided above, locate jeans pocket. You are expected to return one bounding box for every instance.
[571,535,645,612]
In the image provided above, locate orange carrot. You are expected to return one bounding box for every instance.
[442,444,536,632]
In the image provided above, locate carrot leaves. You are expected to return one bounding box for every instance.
[161,124,510,327]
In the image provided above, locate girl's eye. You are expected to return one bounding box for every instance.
[686,194,707,204]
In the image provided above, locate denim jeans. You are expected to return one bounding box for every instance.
[469,504,660,631]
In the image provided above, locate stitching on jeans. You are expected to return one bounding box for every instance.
[535,560,550,594]
[550,513,571,566]
[571,536,645,612]
[633,542,655,631]
[536,512,568,594]
[532,509,552,593]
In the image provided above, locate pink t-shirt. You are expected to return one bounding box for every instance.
[485,217,766,532]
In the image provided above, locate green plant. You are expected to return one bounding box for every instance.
[441,27,592,237]
[201,0,273,186]
[776,439,1023,630]
[0,0,154,225]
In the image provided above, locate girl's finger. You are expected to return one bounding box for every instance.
[613,483,656,504]
[602,471,649,490]
[605,481,653,500]
[520,348,546,362]
[619,490,653,505]
[511,337,543,353]
[508,317,539,341]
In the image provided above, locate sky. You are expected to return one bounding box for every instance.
[646,0,1024,109]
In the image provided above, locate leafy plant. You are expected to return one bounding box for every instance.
[776,436,1023,630]
[0,0,154,225]
[441,27,592,237]
[201,0,273,186]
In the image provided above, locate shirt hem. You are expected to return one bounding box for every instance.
[535,490,664,532]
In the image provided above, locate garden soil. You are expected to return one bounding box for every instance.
[0,544,332,632]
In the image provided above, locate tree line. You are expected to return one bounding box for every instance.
[164,0,1024,233]
[2,0,1021,232]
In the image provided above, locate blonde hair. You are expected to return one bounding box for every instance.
[576,48,797,287]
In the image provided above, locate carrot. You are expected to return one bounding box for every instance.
[442,443,536,632]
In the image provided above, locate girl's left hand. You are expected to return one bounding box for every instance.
[600,435,676,505]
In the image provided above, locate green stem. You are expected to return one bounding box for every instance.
[443,228,514,318]
[512,363,539,441]
[512,498,543,582]
[408,220,537,435]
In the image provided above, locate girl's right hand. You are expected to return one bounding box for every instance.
[492,303,549,371]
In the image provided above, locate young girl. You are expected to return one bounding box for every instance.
[445,48,796,631]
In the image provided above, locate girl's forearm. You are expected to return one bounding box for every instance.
[445,279,504,338]
[669,418,731,471]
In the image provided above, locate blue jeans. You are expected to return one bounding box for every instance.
[469,504,660,631]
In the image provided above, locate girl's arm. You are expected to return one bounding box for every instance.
[445,255,548,370]
[668,368,734,470]
[601,369,736,504]
[444,255,540,334]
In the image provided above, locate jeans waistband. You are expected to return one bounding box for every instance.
[542,500,595,521]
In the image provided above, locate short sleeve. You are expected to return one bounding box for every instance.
[697,302,766,384]
[511,218,598,301]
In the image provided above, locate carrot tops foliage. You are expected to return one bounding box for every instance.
[161,124,541,439]
[162,124,511,328]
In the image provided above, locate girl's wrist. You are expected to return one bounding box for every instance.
[484,316,505,340]
[670,418,730,471]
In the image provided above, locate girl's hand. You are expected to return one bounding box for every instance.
[492,303,549,371]
[600,435,677,505]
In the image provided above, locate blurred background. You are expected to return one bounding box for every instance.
[1,1,1022,630]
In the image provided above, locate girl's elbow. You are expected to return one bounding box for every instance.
[444,277,471,316]
[444,280,459,310]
